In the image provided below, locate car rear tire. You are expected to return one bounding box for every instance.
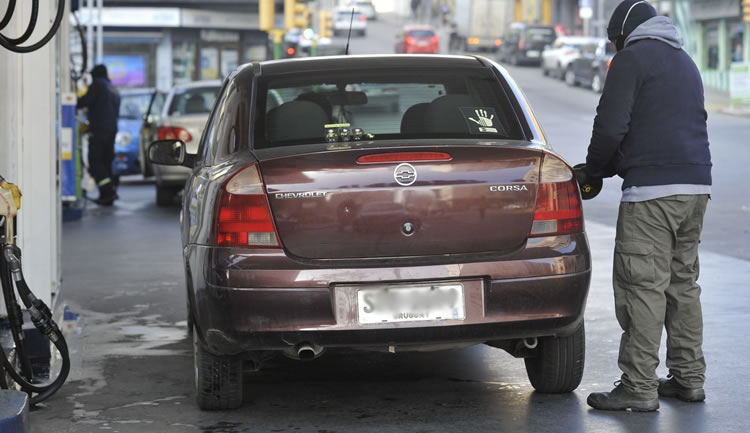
[194,328,244,410]
[524,322,585,393]
[156,184,177,207]
[592,74,603,93]
[565,68,577,87]
[542,67,549,76]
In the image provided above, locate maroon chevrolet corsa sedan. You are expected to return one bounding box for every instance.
[148,55,591,410]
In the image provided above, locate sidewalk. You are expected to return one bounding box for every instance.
[704,86,750,117]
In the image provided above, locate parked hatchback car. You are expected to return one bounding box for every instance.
[567,39,617,92]
[394,25,440,54]
[149,55,591,410]
[541,36,596,79]
[499,23,557,66]
[143,81,221,205]
[112,88,154,177]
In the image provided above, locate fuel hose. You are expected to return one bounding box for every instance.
[0,219,70,405]
[0,0,65,54]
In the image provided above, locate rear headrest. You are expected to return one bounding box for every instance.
[184,94,207,114]
[424,94,476,134]
[400,103,430,134]
[267,100,330,143]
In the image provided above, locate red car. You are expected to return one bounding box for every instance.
[149,55,591,410]
[395,25,440,54]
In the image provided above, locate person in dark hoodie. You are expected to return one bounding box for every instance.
[580,0,712,411]
[78,64,121,205]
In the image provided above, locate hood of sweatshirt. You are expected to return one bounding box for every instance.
[625,16,683,49]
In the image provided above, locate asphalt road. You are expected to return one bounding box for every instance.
[32,16,750,433]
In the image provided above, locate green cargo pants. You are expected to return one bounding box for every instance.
[613,194,709,398]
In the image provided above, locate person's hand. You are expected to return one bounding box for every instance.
[573,163,603,200]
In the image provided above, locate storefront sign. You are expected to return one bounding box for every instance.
[103,55,147,87]
[691,0,740,21]
[200,30,240,43]
[730,63,750,106]
[182,9,259,30]
[77,8,181,27]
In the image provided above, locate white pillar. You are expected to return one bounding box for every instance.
[86,0,94,69]
[96,0,103,64]
[0,0,62,306]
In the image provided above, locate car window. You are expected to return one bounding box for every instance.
[168,87,220,116]
[337,11,362,20]
[119,93,153,119]
[196,83,229,166]
[146,92,166,122]
[407,30,435,38]
[211,84,245,162]
[254,68,524,150]
[582,43,598,54]
[526,28,556,42]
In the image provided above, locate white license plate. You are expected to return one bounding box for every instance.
[357,284,465,324]
[418,41,429,47]
[526,50,540,58]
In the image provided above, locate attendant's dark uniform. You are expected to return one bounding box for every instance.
[77,64,121,205]
[584,0,712,411]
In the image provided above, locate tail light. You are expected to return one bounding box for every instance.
[158,126,192,143]
[606,59,612,70]
[406,36,415,46]
[494,38,502,47]
[215,163,280,248]
[431,36,439,46]
[360,15,367,22]
[518,39,525,50]
[467,37,480,45]
[529,153,583,237]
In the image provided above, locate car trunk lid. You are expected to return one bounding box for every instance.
[258,143,541,260]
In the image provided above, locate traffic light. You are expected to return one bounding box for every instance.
[259,0,275,32]
[744,0,750,23]
[284,0,308,30]
[319,10,333,38]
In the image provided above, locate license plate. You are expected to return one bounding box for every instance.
[527,50,540,58]
[418,41,429,47]
[357,284,465,324]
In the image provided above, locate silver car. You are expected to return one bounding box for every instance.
[142,81,221,206]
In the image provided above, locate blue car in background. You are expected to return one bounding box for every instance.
[113,88,155,176]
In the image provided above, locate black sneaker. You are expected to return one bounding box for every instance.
[658,376,705,402]
[587,382,659,412]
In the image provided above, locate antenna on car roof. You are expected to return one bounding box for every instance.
[344,8,355,55]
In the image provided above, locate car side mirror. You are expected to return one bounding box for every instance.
[148,139,195,168]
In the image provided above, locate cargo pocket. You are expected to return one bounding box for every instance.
[614,240,655,288]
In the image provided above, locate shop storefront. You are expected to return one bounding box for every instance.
[78,7,269,90]
[675,0,750,92]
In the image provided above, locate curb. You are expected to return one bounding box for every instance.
[0,391,30,433]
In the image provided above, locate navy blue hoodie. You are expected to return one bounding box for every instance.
[585,17,712,189]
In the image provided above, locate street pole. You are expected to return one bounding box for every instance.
[86,0,93,70]
[96,0,103,64]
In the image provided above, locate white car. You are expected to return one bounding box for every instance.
[333,8,367,37]
[541,37,597,80]
[352,0,376,20]
[141,81,222,206]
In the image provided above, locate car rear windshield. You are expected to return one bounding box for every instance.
[119,93,152,119]
[168,87,220,116]
[253,68,524,149]
[526,27,556,41]
[408,30,435,38]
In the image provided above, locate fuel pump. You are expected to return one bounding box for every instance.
[0,178,70,405]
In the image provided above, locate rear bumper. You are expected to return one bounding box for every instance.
[154,164,190,185]
[188,233,591,355]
